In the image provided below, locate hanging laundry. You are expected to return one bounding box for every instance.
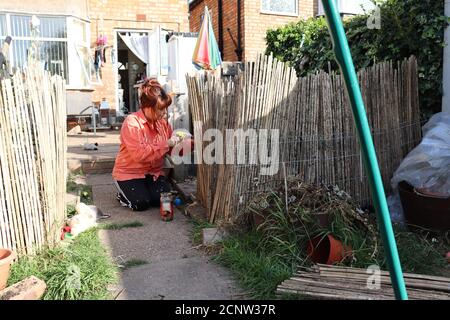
[95,35,108,66]
[94,49,102,71]
[102,47,107,64]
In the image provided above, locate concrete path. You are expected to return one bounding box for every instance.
[67,131,120,173]
[87,173,243,300]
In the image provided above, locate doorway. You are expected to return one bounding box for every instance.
[115,30,150,114]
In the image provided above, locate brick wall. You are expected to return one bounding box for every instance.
[244,0,316,61]
[190,0,244,62]
[89,0,189,110]
[189,0,316,62]
[1,0,89,19]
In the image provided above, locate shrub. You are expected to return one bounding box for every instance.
[266,0,449,117]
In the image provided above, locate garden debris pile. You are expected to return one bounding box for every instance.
[243,179,449,274]
[245,179,380,267]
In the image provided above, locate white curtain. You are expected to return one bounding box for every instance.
[119,33,149,64]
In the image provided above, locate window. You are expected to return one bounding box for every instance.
[261,0,298,16]
[0,14,94,88]
[70,17,99,87]
[0,14,7,51]
[0,15,6,36]
[6,14,68,81]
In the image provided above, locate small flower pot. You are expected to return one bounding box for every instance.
[0,248,17,290]
[306,234,352,265]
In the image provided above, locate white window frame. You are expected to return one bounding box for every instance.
[260,0,299,17]
[5,13,69,79]
[67,17,100,89]
[0,13,95,89]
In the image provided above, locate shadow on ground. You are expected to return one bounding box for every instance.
[87,173,244,300]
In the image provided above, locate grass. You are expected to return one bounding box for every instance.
[99,221,144,230]
[384,226,448,275]
[213,231,294,300]
[212,193,449,299]
[66,173,93,205]
[80,185,93,205]
[119,259,149,270]
[8,229,118,300]
[66,204,77,218]
[190,216,215,245]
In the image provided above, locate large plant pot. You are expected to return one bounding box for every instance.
[306,234,352,265]
[0,248,17,290]
[398,180,450,232]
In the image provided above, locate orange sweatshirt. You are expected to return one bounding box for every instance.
[112,109,172,181]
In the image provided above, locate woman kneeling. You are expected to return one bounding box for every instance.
[112,79,180,211]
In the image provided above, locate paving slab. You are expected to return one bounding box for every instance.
[117,256,240,300]
[98,206,203,264]
[87,172,243,300]
[67,131,120,173]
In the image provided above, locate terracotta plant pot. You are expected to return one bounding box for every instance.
[306,234,352,265]
[0,248,17,290]
[252,211,269,228]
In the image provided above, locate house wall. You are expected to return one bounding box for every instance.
[189,0,317,62]
[189,0,244,61]
[243,0,316,61]
[0,0,89,20]
[88,0,189,110]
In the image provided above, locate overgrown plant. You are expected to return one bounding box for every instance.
[266,0,449,117]
[8,229,118,300]
[215,181,449,298]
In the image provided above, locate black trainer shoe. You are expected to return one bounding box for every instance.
[116,192,129,207]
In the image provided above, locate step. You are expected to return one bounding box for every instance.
[81,159,116,174]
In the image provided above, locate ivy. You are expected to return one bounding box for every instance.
[265,0,449,117]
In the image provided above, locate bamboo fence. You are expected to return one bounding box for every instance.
[277,264,450,300]
[186,55,421,224]
[0,67,67,255]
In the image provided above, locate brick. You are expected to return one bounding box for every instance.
[0,276,46,300]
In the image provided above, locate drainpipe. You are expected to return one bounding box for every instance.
[218,0,224,59]
[235,0,243,61]
[443,0,450,113]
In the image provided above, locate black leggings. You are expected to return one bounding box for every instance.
[115,175,171,211]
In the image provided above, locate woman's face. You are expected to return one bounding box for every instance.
[143,106,168,122]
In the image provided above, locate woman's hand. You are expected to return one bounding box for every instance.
[167,136,182,147]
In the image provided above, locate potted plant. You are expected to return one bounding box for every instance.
[0,248,17,290]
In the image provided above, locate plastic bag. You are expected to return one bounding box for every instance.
[391,112,450,196]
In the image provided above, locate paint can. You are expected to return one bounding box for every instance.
[160,192,174,221]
